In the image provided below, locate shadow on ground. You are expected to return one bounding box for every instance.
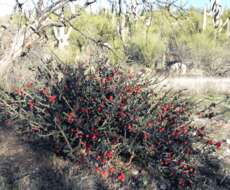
[0,124,107,190]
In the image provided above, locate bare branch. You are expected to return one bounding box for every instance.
[84,0,97,7]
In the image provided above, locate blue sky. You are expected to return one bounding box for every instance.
[0,0,230,16]
[186,0,230,8]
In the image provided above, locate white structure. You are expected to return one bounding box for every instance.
[168,62,187,75]
[53,3,75,49]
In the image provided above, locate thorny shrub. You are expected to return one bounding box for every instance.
[0,61,224,189]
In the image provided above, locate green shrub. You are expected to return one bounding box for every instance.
[0,60,224,189]
[128,28,166,66]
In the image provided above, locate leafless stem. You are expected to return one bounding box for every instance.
[54,117,73,155]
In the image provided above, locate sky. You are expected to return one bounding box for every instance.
[0,0,230,16]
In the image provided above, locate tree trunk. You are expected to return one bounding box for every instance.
[0,0,78,79]
[227,18,230,37]
[0,28,27,78]
[203,7,207,31]
[118,0,124,40]
[53,26,72,49]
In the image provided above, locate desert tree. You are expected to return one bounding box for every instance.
[0,0,98,79]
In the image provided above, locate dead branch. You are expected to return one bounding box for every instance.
[0,0,79,79]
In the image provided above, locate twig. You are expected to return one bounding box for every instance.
[125,152,135,167]
[62,96,74,112]
[54,13,123,61]
[54,117,73,155]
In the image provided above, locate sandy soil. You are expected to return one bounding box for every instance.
[161,77,230,95]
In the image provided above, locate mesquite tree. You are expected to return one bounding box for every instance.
[0,0,98,79]
[0,0,75,77]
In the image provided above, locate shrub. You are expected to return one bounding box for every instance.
[0,61,224,189]
[70,12,117,49]
[128,30,166,66]
[184,32,230,76]
[124,42,145,64]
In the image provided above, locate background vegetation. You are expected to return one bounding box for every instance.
[47,8,230,76]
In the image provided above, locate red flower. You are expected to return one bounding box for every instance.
[28,99,34,110]
[98,105,103,112]
[134,85,142,93]
[101,159,107,164]
[95,167,100,173]
[109,95,113,102]
[207,140,213,145]
[181,127,189,135]
[161,104,170,113]
[105,151,113,159]
[67,112,75,124]
[101,170,108,178]
[48,95,57,104]
[159,127,165,133]
[109,167,115,174]
[117,172,125,182]
[90,134,97,141]
[215,141,222,150]
[127,124,133,132]
[106,76,113,82]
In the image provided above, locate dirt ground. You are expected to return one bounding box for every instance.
[0,123,107,190]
